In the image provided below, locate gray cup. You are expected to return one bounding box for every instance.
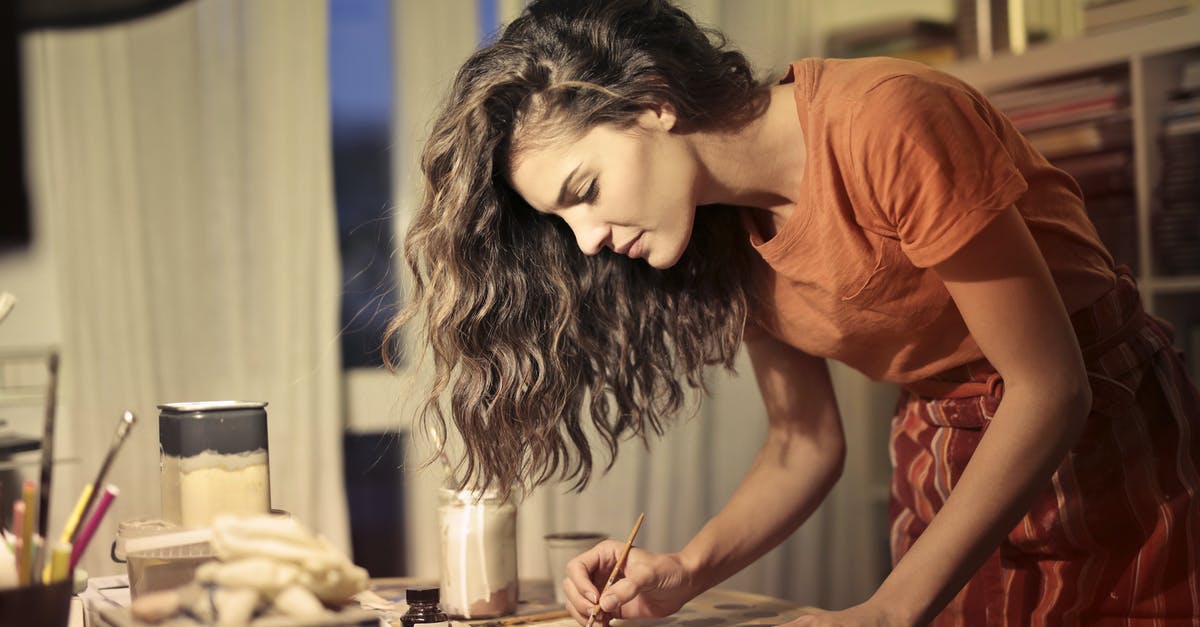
[544,532,607,604]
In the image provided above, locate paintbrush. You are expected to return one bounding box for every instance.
[33,353,59,578]
[68,410,136,545]
[585,512,645,627]
[475,609,573,627]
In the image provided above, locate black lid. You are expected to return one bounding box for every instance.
[406,587,440,604]
[158,402,269,457]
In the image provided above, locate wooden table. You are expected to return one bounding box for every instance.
[370,578,814,627]
[70,577,813,626]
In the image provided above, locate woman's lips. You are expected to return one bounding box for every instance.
[626,233,645,259]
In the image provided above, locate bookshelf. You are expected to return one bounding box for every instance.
[940,11,1200,377]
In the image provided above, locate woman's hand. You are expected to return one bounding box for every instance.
[562,540,697,626]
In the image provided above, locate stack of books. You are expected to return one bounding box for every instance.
[991,73,1138,270]
[1083,0,1196,34]
[1153,58,1200,276]
[826,17,958,65]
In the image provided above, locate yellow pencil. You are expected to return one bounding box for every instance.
[48,542,71,583]
[59,484,94,545]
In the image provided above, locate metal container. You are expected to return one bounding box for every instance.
[159,401,271,528]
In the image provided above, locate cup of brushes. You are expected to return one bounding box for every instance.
[0,409,135,627]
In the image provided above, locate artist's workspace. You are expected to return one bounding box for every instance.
[4,0,1200,625]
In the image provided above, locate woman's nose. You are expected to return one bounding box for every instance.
[562,212,609,256]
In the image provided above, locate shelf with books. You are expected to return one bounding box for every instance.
[939,15,1200,346]
[940,11,1200,92]
[1083,0,1198,36]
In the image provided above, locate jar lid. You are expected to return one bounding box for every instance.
[159,401,269,457]
[406,587,440,604]
[124,527,214,557]
[158,401,267,413]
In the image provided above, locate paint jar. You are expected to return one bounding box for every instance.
[159,401,271,528]
[437,486,518,618]
[544,532,607,604]
[124,527,216,600]
[111,516,174,564]
[400,587,450,627]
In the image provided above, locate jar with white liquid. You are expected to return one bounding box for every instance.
[159,401,271,528]
[438,486,518,618]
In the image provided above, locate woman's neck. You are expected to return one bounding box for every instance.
[691,83,806,223]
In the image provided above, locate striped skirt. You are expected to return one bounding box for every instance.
[892,269,1200,626]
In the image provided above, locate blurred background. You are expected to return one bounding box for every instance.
[1,0,1198,611]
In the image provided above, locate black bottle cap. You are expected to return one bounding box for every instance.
[406,587,440,604]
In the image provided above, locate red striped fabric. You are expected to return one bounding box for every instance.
[891,270,1200,626]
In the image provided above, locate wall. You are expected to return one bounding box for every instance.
[0,187,63,437]
[0,216,62,350]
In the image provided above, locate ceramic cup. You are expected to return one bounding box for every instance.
[544,532,607,605]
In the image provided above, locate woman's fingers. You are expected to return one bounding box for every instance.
[562,575,593,621]
[597,577,635,616]
[565,540,623,605]
[564,541,669,624]
[563,583,588,626]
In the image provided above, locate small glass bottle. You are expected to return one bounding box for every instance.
[401,587,450,627]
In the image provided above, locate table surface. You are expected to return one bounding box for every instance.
[72,577,813,627]
[370,578,813,627]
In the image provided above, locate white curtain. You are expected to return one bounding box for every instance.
[23,0,349,576]
[392,0,897,610]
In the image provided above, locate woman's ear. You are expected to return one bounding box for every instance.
[654,101,677,132]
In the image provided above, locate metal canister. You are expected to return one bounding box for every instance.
[158,401,271,528]
[438,486,519,618]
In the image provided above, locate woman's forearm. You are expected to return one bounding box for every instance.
[676,422,846,596]
[872,381,1091,626]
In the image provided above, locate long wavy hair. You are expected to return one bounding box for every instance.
[385,0,770,496]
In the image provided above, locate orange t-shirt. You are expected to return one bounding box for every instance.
[746,57,1115,384]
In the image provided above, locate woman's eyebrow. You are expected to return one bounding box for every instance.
[556,163,582,207]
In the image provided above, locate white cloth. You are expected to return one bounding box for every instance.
[23,0,349,575]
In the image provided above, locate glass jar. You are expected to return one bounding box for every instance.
[159,401,271,528]
[437,486,519,618]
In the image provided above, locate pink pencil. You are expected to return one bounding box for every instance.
[12,501,26,585]
[69,484,118,570]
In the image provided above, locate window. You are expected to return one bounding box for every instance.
[329,0,396,368]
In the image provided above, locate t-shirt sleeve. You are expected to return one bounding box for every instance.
[850,74,1029,268]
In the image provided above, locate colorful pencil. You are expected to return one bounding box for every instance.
[20,481,36,585]
[59,484,94,546]
[12,500,26,585]
[69,484,118,570]
[48,542,71,583]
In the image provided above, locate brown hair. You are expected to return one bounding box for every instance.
[385,0,769,496]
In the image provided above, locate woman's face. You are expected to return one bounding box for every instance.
[508,108,700,269]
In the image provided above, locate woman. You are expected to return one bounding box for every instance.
[386,0,1200,624]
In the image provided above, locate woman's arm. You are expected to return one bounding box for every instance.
[563,337,847,624]
[864,205,1093,626]
[675,335,847,594]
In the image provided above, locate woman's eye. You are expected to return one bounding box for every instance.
[581,179,599,203]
